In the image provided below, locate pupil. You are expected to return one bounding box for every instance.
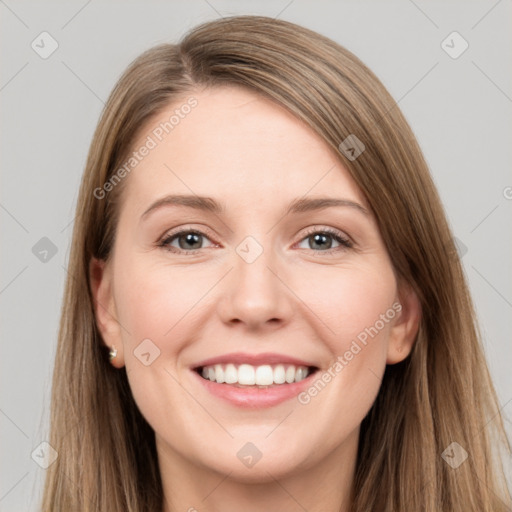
[180,233,201,250]
[311,233,332,250]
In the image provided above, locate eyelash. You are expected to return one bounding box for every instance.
[158,226,353,256]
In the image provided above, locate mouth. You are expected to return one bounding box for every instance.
[193,363,320,388]
[190,352,322,408]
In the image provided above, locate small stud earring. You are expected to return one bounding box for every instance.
[109,345,118,361]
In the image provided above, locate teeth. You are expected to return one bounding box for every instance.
[273,365,286,384]
[214,364,225,384]
[285,365,296,383]
[198,363,312,386]
[255,365,273,386]
[225,364,237,384]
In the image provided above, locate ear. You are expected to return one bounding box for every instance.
[89,257,124,368]
[386,280,421,364]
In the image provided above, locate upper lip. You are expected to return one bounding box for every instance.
[192,352,319,369]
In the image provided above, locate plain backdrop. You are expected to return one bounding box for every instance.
[1,1,511,510]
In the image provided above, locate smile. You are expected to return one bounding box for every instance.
[196,363,317,387]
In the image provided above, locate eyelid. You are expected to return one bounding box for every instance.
[299,225,352,243]
[294,225,353,252]
[158,224,218,250]
[160,224,217,241]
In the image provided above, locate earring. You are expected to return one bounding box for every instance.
[109,345,118,361]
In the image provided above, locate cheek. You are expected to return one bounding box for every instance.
[298,261,397,353]
[112,258,216,431]
[293,263,396,418]
[114,255,211,350]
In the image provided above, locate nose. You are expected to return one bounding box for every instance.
[217,241,294,331]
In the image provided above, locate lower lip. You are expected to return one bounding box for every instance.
[191,369,317,409]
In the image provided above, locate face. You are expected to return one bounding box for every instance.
[91,85,420,483]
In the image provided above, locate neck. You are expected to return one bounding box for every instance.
[158,427,359,512]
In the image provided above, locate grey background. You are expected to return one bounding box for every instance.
[1,1,511,510]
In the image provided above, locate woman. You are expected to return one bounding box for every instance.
[41,15,511,512]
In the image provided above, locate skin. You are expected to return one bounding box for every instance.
[90,85,421,512]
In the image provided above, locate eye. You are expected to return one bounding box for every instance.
[296,226,353,254]
[158,228,216,254]
[158,226,353,255]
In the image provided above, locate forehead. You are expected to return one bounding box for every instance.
[122,85,368,214]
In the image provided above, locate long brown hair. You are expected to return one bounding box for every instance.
[41,15,511,511]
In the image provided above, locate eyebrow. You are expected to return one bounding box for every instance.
[140,194,369,220]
